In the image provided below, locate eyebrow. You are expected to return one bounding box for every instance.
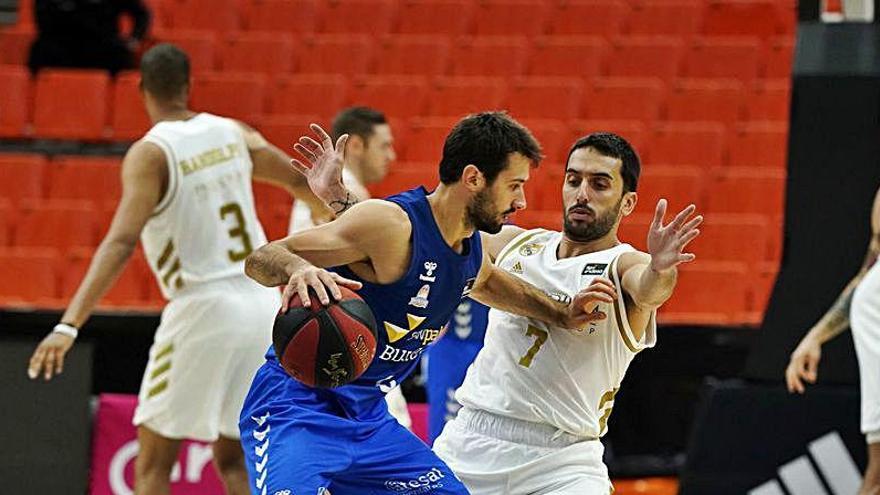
[509,178,527,184]
[565,168,614,180]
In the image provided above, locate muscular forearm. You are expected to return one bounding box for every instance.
[470,267,566,327]
[806,278,861,344]
[630,264,677,309]
[61,239,137,328]
[245,241,312,286]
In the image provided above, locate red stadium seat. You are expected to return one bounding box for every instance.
[253,182,293,240]
[294,35,375,76]
[545,0,627,37]
[450,37,529,78]
[527,36,606,78]
[664,79,744,126]
[402,118,456,162]
[682,37,761,82]
[632,166,705,217]
[504,77,584,120]
[584,78,665,125]
[515,210,563,231]
[373,36,451,76]
[268,75,348,118]
[33,70,110,140]
[15,200,98,250]
[220,32,295,75]
[243,0,318,34]
[745,80,790,122]
[191,72,267,122]
[256,114,325,151]
[624,1,704,36]
[606,36,685,83]
[318,0,394,34]
[689,214,771,264]
[0,248,60,306]
[368,165,438,198]
[702,0,791,37]
[48,156,122,202]
[162,0,240,32]
[650,123,726,168]
[706,167,786,214]
[749,261,779,323]
[426,77,507,118]
[763,37,795,79]
[518,118,567,168]
[470,0,549,37]
[568,120,649,158]
[616,213,651,251]
[0,65,30,138]
[728,122,788,168]
[154,30,216,72]
[0,153,47,204]
[0,26,34,65]
[349,76,428,119]
[661,261,751,324]
[62,247,150,307]
[0,200,11,246]
[394,0,472,35]
[111,71,151,141]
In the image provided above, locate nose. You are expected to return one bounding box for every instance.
[576,181,591,203]
[388,146,397,163]
[513,198,527,211]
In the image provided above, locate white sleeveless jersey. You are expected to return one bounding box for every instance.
[140,113,267,300]
[455,229,657,439]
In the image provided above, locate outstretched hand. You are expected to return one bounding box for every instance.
[289,124,350,204]
[647,199,703,272]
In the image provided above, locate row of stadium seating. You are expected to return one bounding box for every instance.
[9,0,796,39]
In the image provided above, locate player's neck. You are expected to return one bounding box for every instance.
[426,184,474,254]
[150,106,197,124]
[557,232,620,259]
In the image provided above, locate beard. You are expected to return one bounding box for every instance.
[466,188,511,234]
[563,197,622,242]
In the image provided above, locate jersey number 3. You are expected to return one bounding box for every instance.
[220,202,254,262]
[518,325,548,368]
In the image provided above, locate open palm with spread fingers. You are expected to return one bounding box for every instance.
[289,123,351,207]
[647,199,703,272]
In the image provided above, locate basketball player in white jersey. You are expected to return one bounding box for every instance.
[786,187,880,495]
[287,106,411,428]
[432,132,703,494]
[25,44,331,495]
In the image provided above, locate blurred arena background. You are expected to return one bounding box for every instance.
[2,0,879,493]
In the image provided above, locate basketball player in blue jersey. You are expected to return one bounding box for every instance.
[239,113,611,495]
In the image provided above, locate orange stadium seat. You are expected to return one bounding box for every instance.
[664,79,744,126]
[426,77,507,118]
[402,118,457,162]
[243,0,318,34]
[706,167,786,214]
[153,30,216,72]
[0,26,33,65]
[518,117,568,166]
[606,36,685,84]
[220,32,295,75]
[763,37,795,78]
[660,261,750,324]
[728,122,788,168]
[268,75,348,118]
[0,248,59,306]
[689,214,771,263]
[568,120,649,157]
[504,77,583,120]
[527,36,606,78]
[294,35,375,76]
[0,65,30,138]
[33,70,109,140]
[702,0,791,37]
[745,80,790,122]
[318,0,394,34]
[368,165,438,198]
[682,37,762,82]
[15,200,98,250]
[111,71,151,141]
[450,37,529,78]
[0,200,11,246]
[62,247,151,307]
[252,182,292,240]
[48,156,122,202]
[394,0,472,35]
[584,78,665,125]
[545,0,627,37]
[650,123,726,168]
[161,0,240,32]
[191,72,267,122]
[470,0,549,37]
[257,114,324,150]
[632,166,705,217]
[0,153,47,204]
[624,0,705,36]
[373,36,451,76]
[616,213,651,251]
[349,76,429,119]
[515,210,563,231]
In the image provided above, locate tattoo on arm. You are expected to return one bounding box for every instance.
[824,288,854,333]
[328,191,360,216]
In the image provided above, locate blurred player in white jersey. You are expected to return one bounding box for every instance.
[786,186,880,495]
[286,107,410,428]
[433,133,703,494]
[26,44,331,495]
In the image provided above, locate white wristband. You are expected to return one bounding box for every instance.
[53,323,78,340]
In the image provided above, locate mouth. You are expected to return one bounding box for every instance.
[501,209,516,223]
[567,207,594,222]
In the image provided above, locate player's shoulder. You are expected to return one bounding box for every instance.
[490,226,557,263]
[127,138,167,166]
[615,249,651,274]
[342,199,411,234]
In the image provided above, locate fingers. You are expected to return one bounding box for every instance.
[667,204,697,231]
[677,228,701,249]
[304,272,331,306]
[299,136,323,152]
[330,272,363,290]
[651,199,667,228]
[293,143,318,163]
[289,159,310,175]
[28,346,46,380]
[311,123,333,149]
[786,364,804,394]
[317,270,342,301]
[677,253,697,264]
[55,349,65,376]
[335,134,349,156]
[680,214,704,234]
[43,349,56,380]
[804,355,819,383]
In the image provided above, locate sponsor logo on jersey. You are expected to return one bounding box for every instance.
[509,261,524,274]
[409,284,431,308]
[376,375,399,393]
[384,314,426,343]
[582,263,608,276]
[419,261,439,282]
[378,344,427,363]
[409,327,442,346]
[179,142,242,176]
[384,467,446,493]
[545,290,572,305]
[519,242,545,257]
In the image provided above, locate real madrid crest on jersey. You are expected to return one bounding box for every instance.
[519,241,545,256]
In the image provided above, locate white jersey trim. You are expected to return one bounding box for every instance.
[495,228,548,265]
[142,134,180,217]
[609,254,657,353]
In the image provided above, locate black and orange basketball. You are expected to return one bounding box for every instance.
[273,286,378,388]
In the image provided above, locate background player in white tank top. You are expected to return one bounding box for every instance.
[434,133,703,494]
[787,187,880,495]
[26,44,334,495]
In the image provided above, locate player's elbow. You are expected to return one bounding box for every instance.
[244,246,272,285]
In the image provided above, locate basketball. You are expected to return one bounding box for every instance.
[272,286,378,388]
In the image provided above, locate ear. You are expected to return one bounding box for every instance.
[461,164,486,192]
[621,191,637,217]
[347,135,366,154]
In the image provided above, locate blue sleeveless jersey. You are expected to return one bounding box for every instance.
[265,187,482,419]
